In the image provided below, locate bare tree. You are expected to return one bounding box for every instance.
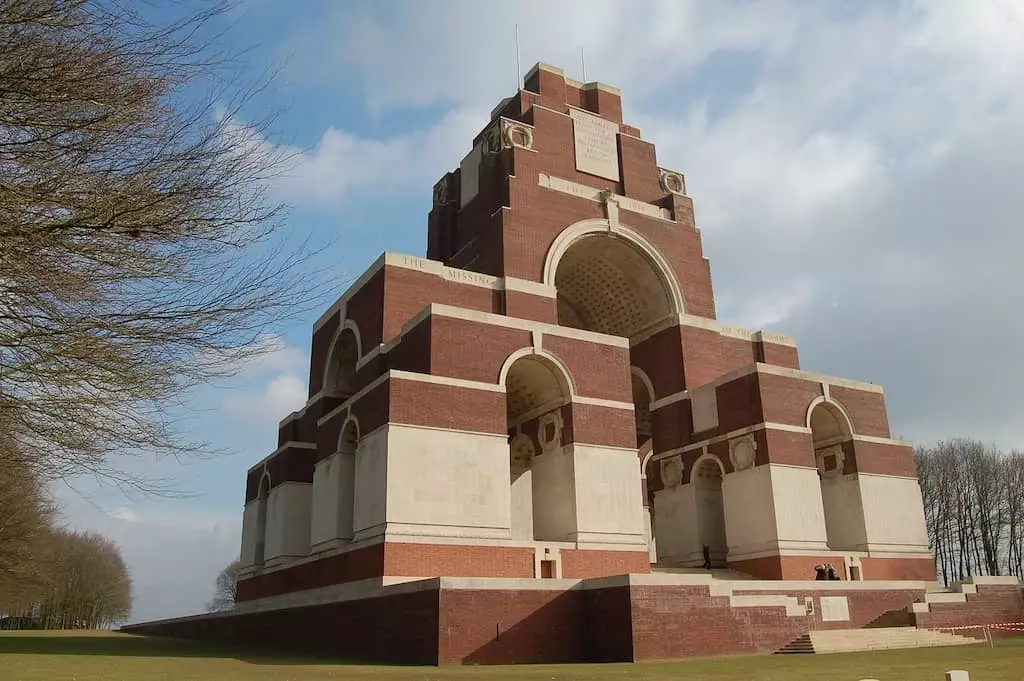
[206,558,239,612]
[0,0,331,489]
[2,526,132,629]
[1005,451,1024,580]
[37,529,132,629]
[916,439,1024,584]
[0,434,55,610]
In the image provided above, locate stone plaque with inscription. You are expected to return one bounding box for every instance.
[569,109,620,181]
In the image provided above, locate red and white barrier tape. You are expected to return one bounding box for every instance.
[930,622,1024,632]
[990,624,1024,633]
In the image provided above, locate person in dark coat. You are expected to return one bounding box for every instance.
[814,564,826,580]
[702,544,711,570]
[826,563,839,580]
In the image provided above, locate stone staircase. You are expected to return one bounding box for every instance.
[776,627,981,655]
[864,607,915,629]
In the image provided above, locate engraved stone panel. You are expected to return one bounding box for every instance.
[819,595,851,622]
[459,143,483,208]
[569,109,620,181]
[537,174,672,221]
[691,385,719,433]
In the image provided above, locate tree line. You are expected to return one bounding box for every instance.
[916,439,1024,584]
[0,452,131,629]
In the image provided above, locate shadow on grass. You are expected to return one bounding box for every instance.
[0,631,389,667]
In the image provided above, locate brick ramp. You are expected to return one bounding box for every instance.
[776,627,981,654]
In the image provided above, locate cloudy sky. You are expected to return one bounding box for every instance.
[55,0,1024,623]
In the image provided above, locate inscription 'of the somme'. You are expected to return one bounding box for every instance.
[569,109,620,181]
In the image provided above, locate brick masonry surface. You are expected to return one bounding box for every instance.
[126,580,980,665]
[235,543,650,600]
[727,554,937,582]
[915,584,1024,633]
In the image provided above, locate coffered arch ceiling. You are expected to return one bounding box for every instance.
[554,234,675,339]
[504,355,571,423]
[810,401,853,445]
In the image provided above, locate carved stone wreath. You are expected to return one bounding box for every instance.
[659,168,686,195]
[432,177,449,206]
[816,444,846,479]
[502,121,534,150]
[537,411,563,455]
[728,434,757,472]
[660,457,683,488]
[481,123,502,154]
[509,433,536,476]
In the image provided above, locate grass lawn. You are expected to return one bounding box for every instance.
[0,630,1021,681]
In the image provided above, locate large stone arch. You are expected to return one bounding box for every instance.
[631,366,655,449]
[805,396,856,439]
[254,471,272,566]
[503,352,576,542]
[543,220,685,337]
[323,320,363,400]
[498,347,578,400]
[808,399,861,550]
[691,453,728,568]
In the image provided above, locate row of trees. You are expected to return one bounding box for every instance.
[916,439,1024,584]
[0,455,131,629]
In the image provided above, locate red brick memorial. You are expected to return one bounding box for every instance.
[125,63,1024,664]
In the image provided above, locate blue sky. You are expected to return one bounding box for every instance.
[55,0,1024,623]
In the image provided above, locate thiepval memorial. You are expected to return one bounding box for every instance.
[127,63,1024,664]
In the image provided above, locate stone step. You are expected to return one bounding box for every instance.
[776,628,982,655]
[650,566,756,581]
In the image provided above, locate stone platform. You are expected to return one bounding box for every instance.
[121,574,1024,664]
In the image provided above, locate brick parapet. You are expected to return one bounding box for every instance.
[915,583,1024,630]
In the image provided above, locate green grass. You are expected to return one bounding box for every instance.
[0,630,1021,681]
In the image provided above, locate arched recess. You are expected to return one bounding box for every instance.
[546,223,681,475]
[543,219,686,322]
[549,228,681,338]
[504,352,574,542]
[691,454,728,568]
[323,322,361,400]
[254,472,271,566]
[631,367,655,449]
[337,417,360,541]
[808,400,856,550]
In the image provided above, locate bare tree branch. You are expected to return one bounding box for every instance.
[1,0,337,491]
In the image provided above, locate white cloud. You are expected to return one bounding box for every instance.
[109,507,139,522]
[216,334,309,423]
[274,107,487,206]
[222,374,306,422]
[243,333,308,375]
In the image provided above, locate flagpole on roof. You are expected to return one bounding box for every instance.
[515,23,522,88]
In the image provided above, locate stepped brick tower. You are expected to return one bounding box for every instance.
[234,62,933,589]
[127,63,1024,665]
